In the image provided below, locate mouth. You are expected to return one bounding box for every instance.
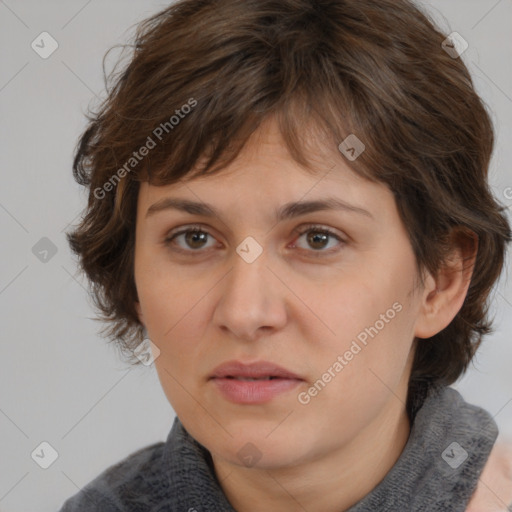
[222,376,282,381]
[209,360,304,404]
[209,360,303,381]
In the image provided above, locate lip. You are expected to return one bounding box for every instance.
[209,360,304,404]
[210,360,303,380]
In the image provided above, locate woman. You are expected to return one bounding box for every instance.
[60,0,512,510]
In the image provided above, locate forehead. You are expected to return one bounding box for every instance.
[138,117,389,212]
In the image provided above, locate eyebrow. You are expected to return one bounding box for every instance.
[145,197,374,221]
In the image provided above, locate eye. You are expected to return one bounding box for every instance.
[163,224,346,256]
[164,226,219,252]
[291,225,345,254]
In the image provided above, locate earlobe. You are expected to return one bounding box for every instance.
[414,229,478,339]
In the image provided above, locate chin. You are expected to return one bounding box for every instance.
[211,431,309,469]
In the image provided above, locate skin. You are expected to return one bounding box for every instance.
[134,116,477,512]
[467,442,512,511]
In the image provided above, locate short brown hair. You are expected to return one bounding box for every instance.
[68,0,511,393]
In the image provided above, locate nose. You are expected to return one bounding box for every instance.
[212,247,288,342]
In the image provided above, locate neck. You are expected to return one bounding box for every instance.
[211,397,411,512]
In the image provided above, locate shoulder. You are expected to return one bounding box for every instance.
[466,441,512,512]
[58,441,166,511]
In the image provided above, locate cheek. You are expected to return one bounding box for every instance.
[136,270,217,410]
[144,277,212,413]
[304,265,417,394]
[297,296,414,442]
[136,258,209,342]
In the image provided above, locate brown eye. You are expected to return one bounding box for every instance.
[183,230,209,249]
[306,231,330,250]
[165,227,217,252]
[292,225,345,254]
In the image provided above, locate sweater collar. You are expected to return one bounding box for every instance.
[346,385,498,511]
[162,418,237,511]
[162,386,497,511]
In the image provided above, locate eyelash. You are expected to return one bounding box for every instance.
[163,223,346,257]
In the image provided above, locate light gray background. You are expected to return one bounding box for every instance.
[0,1,511,511]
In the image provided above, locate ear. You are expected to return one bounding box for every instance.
[414,228,478,339]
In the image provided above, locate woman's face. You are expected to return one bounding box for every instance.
[134,118,428,470]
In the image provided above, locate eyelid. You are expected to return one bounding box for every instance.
[165,223,209,237]
[163,223,220,251]
[291,223,346,241]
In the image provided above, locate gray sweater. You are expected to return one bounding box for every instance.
[58,385,499,511]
